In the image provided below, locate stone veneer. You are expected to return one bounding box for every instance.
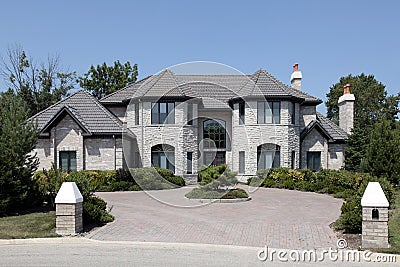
[56,202,83,235]
[362,207,389,248]
[34,114,123,171]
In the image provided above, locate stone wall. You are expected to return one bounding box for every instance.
[299,105,316,129]
[56,202,83,235]
[85,136,123,170]
[327,143,345,170]
[301,128,327,169]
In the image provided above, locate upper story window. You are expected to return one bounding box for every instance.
[289,102,295,124]
[257,101,280,124]
[239,102,245,125]
[151,102,175,124]
[203,119,226,149]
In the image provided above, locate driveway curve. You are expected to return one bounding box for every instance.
[86,186,343,249]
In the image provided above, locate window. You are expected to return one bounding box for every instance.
[239,102,245,125]
[307,152,321,171]
[135,103,139,125]
[239,151,245,173]
[289,102,295,124]
[257,101,280,124]
[59,151,77,173]
[372,208,379,220]
[187,103,193,125]
[151,102,175,124]
[204,151,226,166]
[291,151,296,169]
[203,119,226,149]
[151,144,175,172]
[257,144,280,170]
[187,152,193,174]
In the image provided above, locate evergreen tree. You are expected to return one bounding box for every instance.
[325,74,400,172]
[79,60,138,99]
[0,91,39,214]
[361,120,400,185]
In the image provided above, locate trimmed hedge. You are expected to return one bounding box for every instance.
[248,168,394,233]
[185,188,249,199]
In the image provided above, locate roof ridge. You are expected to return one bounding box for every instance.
[134,69,173,97]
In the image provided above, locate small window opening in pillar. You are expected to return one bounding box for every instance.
[372,208,379,220]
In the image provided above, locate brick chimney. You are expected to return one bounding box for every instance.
[338,84,355,134]
[290,63,302,90]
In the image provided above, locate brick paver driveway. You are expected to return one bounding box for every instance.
[86,186,343,249]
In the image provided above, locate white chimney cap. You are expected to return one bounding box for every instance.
[361,182,389,207]
[55,182,83,204]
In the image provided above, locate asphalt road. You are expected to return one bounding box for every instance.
[0,238,398,267]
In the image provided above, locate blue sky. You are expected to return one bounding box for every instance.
[1,0,399,114]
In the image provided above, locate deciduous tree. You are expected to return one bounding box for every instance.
[79,60,138,99]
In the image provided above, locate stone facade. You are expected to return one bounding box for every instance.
[34,114,123,171]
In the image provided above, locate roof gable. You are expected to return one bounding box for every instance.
[301,113,348,142]
[30,90,122,135]
[40,105,92,136]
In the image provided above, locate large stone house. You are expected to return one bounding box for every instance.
[31,64,354,184]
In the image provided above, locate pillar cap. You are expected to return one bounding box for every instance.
[55,182,83,204]
[361,182,389,207]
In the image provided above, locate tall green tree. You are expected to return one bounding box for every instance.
[0,45,77,117]
[361,119,400,185]
[325,74,400,172]
[79,60,138,99]
[0,91,39,215]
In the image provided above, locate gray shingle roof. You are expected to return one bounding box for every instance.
[301,112,348,142]
[30,90,122,135]
[99,69,322,105]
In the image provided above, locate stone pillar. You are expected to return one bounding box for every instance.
[361,182,390,248]
[55,182,83,235]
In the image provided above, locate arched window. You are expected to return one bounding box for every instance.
[257,144,280,170]
[151,144,175,172]
[203,119,226,149]
[372,208,379,220]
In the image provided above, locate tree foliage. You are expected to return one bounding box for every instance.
[361,119,400,184]
[0,92,39,215]
[79,60,138,99]
[325,74,400,173]
[0,45,77,117]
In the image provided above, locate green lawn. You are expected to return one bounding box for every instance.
[375,188,400,254]
[0,212,59,239]
[387,188,400,254]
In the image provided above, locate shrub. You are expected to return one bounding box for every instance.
[185,188,249,199]
[222,188,249,199]
[130,167,177,190]
[83,196,114,224]
[335,195,362,233]
[155,167,185,186]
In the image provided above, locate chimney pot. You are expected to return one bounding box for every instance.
[344,84,351,95]
[293,63,299,72]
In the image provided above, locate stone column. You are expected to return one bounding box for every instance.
[361,182,390,248]
[55,182,83,235]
